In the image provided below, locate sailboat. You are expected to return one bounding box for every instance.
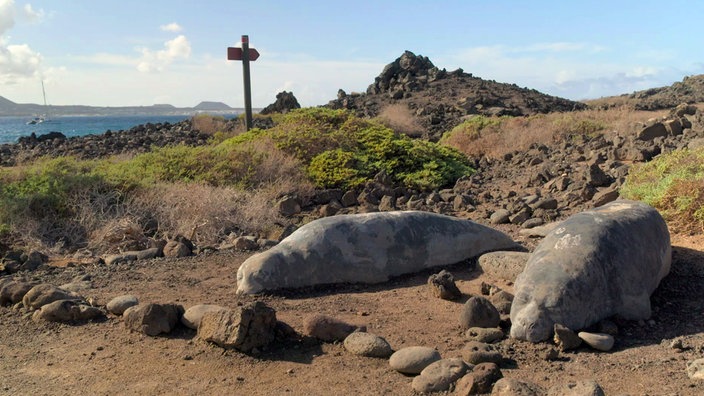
[26,81,48,125]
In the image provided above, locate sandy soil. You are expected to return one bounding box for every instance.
[1,232,703,396]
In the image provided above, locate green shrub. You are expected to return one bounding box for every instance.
[440,115,503,143]
[307,123,474,190]
[621,147,704,232]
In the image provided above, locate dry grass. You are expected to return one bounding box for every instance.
[376,104,426,137]
[191,114,229,135]
[442,107,671,159]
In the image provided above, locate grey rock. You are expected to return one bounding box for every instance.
[237,211,519,294]
[123,303,184,336]
[637,122,668,141]
[577,332,614,352]
[106,295,139,315]
[181,304,227,330]
[277,196,301,216]
[163,240,191,258]
[303,314,366,342]
[592,188,619,207]
[231,236,259,251]
[511,200,671,342]
[465,327,504,343]
[478,251,530,282]
[23,284,79,310]
[531,197,558,210]
[521,218,545,229]
[553,323,582,351]
[490,290,514,315]
[428,270,462,300]
[340,190,358,207]
[460,296,501,330]
[197,301,277,353]
[462,341,503,365]
[412,357,468,393]
[491,378,546,396]
[0,280,34,306]
[490,209,511,225]
[389,346,441,375]
[343,332,393,358]
[378,195,396,212]
[547,379,605,396]
[33,299,103,322]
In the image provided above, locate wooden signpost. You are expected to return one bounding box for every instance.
[227,35,260,130]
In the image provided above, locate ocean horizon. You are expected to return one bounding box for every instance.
[0,114,241,145]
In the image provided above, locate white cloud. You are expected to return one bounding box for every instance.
[0,0,15,36]
[160,22,182,33]
[437,43,683,100]
[137,34,191,73]
[22,3,44,22]
[0,0,43,85]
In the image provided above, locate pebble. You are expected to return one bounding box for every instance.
[388,346,441,375]
[343,332,393,358]
[461,341,503,365]
[106,295,139,315]
[459,296,500,330]
[578,332,614,352]
[411,358,468,393]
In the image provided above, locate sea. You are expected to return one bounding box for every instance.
[0,114,239,145]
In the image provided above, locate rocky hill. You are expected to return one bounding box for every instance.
[326,51,586,139]
[590,74,704,110]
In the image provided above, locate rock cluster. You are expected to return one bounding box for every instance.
[259,91,301,115]
[327,50,586,138]
[0,119,210,166]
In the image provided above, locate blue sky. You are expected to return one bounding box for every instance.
[1,0,703,108]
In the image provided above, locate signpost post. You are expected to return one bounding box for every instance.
[227,35,260,130]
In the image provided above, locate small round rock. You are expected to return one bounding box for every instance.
[578,332,614,352]
[389,346,441,375]
[343,332,393,358]
[106,295,139,315]
[411,358,468,393]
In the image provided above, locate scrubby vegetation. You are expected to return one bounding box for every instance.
[440,108,666,159]
[621,147,704,233]
[0,108,473,253]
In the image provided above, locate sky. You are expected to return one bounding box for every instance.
[1,0,703,108]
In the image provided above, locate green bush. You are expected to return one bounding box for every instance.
[621,147,704,232]
[307,123,474,190]
[440,115,503,143]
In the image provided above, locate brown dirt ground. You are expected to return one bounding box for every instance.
[1,231,703,396]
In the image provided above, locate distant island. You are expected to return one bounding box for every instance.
[0,95,248,117]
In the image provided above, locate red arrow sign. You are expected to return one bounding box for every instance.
[227,47,260,61]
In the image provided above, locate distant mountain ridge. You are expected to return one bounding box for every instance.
[0,96,239,117]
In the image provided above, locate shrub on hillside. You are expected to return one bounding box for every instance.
[621,147,704,233]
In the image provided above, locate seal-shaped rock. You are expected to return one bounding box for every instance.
[236,211,518,294]
[510,200,671,342]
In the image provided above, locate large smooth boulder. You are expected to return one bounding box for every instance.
[510,200,671,342]
[237,211,519,294]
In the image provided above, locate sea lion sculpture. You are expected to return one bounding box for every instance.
[510,200,671,342]
[236,211,519,294]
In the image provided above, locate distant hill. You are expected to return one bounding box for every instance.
[325,50,586,139]
[0,96,239,117]
[194,101,233,111]
[586,74,704,110]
